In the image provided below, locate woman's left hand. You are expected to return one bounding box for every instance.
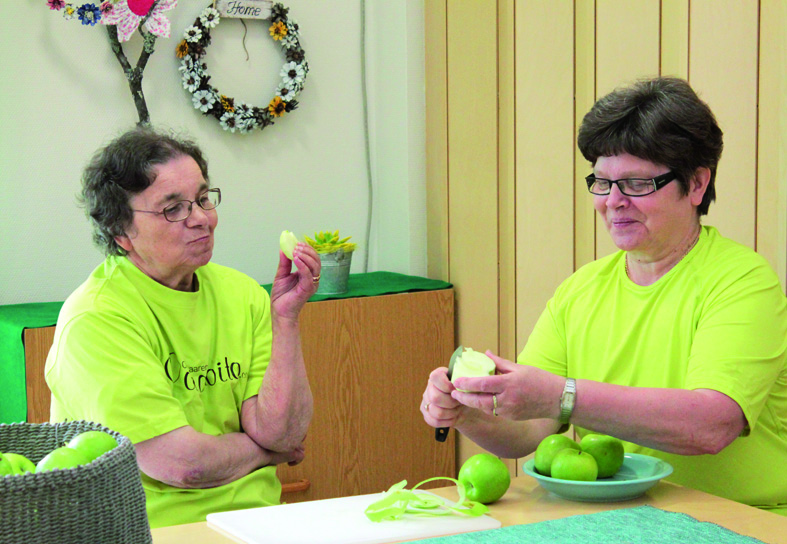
[451,351,564,421]
[270,242,321,320]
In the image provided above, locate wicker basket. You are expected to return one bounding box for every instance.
[0,420,152,544]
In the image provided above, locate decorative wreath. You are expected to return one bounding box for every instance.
[176,3,308,134]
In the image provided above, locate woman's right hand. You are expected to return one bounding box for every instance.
[421,366,464,430]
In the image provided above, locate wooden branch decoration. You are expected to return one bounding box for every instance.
[106,24,157,126]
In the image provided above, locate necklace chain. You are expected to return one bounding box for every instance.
[625,228,701,280]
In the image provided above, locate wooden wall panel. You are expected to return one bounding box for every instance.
[689,0,759,249]
[594,0,661,259]
[660,0,689,78]
[445,1,500,464]
[514,2,575,348]
[756,0,787,288]
[425,1,449,282]
[574,0,597,270]
[498,0,516,364]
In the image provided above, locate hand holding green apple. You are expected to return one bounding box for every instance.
[457,453,511,504]
[451,348,496,393]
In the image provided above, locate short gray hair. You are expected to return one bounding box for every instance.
[78,126,209,256]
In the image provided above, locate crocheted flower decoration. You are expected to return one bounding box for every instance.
[101,0,178,42]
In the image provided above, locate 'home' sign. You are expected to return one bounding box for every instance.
[216,0,273,19]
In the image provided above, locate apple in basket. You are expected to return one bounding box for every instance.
[2,452,36,475]
[36,447,91,473]
[67,430,118,462]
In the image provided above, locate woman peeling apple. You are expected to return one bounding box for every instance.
[45,127,321,528]
[421,77,787,515]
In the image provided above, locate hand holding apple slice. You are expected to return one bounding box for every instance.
[279,230,299,260]
[451,348,496,393]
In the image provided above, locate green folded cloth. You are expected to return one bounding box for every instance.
[0,302,65,424]
[406,505,766,544]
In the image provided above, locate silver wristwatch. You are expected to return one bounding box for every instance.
[558,378,576,424]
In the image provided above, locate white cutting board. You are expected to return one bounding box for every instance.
[206,491,502,544]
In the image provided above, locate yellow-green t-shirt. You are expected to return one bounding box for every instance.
[519,226,787,514]
[45,256,280,527]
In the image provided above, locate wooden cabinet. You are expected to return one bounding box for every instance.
[23,289,456,502]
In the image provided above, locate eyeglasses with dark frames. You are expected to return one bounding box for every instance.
[585,172,676,197]
[133,188,221,222]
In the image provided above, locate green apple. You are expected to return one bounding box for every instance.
[279,230,299,260]
[451,348,496,392]
[0,453,14,476]
[35,446,91,473]
[457,453,511,504]
[579,433,624,478]
[3,452,36,475]
[67,431,118,462]
[533,434,581,476]
[550,449,598,481]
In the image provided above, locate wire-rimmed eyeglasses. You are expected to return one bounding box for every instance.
[133,188,221,222]
[585,172,676,197]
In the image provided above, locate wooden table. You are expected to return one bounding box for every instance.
[150,475,787,543]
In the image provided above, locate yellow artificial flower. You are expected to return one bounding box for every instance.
[175,40,189,59]
[268,96,286,117]
[269,21,287,41]
[220,95,234,112]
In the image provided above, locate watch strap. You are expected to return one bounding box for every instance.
[558,377,576,424]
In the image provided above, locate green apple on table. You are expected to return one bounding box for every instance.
[550,449,599,481]
[533,434,581,476]
[35,446,91,473]
[579,433,624,478]
[451,348,496,393]
[67,430,118,462]
[457,453,511,504]
[2,452,36,475]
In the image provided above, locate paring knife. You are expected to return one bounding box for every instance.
[435,345,463,442]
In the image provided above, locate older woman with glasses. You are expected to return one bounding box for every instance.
[45,126,321,527]
[421,77,787,515]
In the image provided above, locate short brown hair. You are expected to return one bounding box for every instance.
[577,77,723,215]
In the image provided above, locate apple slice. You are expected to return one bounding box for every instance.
[451,348,496,392]
[279,230,298,260]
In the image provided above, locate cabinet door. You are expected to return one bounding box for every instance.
[278,289,456,502]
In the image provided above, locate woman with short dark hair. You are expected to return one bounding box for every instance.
[422,77,787,515]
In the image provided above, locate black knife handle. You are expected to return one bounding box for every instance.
[435,426,449,442]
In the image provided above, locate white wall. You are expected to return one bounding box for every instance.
[0,0,426,304]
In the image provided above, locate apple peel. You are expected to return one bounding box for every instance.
[364,477,489,522]
[279,230,298,260]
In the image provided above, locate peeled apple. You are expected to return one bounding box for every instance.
[279,230,298,260]
[451,348,496,392]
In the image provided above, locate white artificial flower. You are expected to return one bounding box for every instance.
[184,25,203,43]
[219,111,239,133]
[181,70,201,92]
[280,61,306,85]
[200,7,220,28]
[192,89,217,112]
